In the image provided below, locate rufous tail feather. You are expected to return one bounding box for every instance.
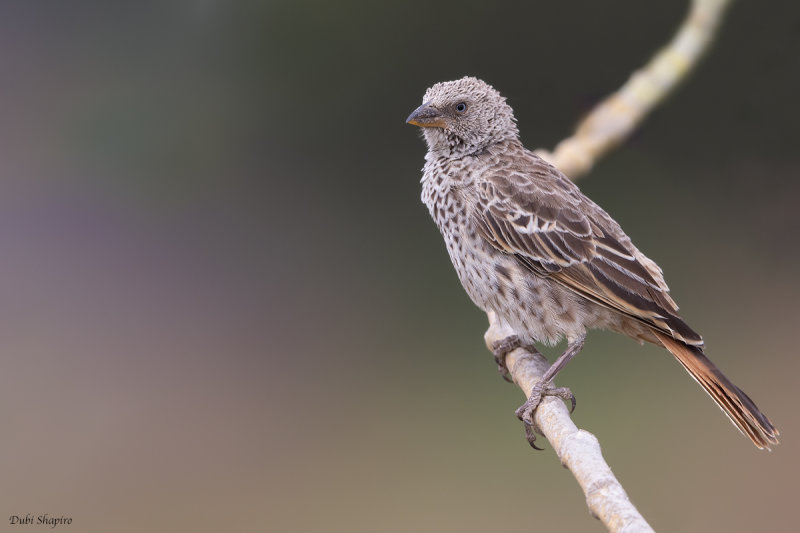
[653,331,779,450]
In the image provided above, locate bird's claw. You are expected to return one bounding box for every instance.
[491,334,521,383]
[514,380,576,450]
[522,421,544,450]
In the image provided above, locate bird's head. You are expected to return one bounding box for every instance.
[407,76,518,159]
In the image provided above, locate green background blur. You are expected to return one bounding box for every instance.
[1,2,798,532]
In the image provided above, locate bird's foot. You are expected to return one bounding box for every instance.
[490,334,521,383]
[514,380,576,449]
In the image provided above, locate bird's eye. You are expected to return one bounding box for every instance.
[455,102,467,113]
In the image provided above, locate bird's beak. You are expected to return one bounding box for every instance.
[406,102,446,128]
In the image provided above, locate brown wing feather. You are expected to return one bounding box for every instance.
[474,151,703,346]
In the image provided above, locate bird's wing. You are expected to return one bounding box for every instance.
[473,153,702,345]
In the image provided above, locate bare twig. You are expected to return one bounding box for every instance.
[536,0,732,180]
[489,1,733,531]
[485,313,654,533]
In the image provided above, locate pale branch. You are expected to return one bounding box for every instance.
[487,1,733,531]
[536,0,732,180]
[485,313,654,533]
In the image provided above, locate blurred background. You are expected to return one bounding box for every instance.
[0,1,797,531]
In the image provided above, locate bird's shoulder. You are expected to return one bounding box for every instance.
[472,141,607,261]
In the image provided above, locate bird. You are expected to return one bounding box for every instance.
[406,76,779,450]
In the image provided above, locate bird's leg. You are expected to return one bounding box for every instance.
[490,334,520,383]
[515,333,587,448]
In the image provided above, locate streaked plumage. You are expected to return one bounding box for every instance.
[408,76,778,449]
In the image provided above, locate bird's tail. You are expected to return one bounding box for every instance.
[653,331,779,450]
